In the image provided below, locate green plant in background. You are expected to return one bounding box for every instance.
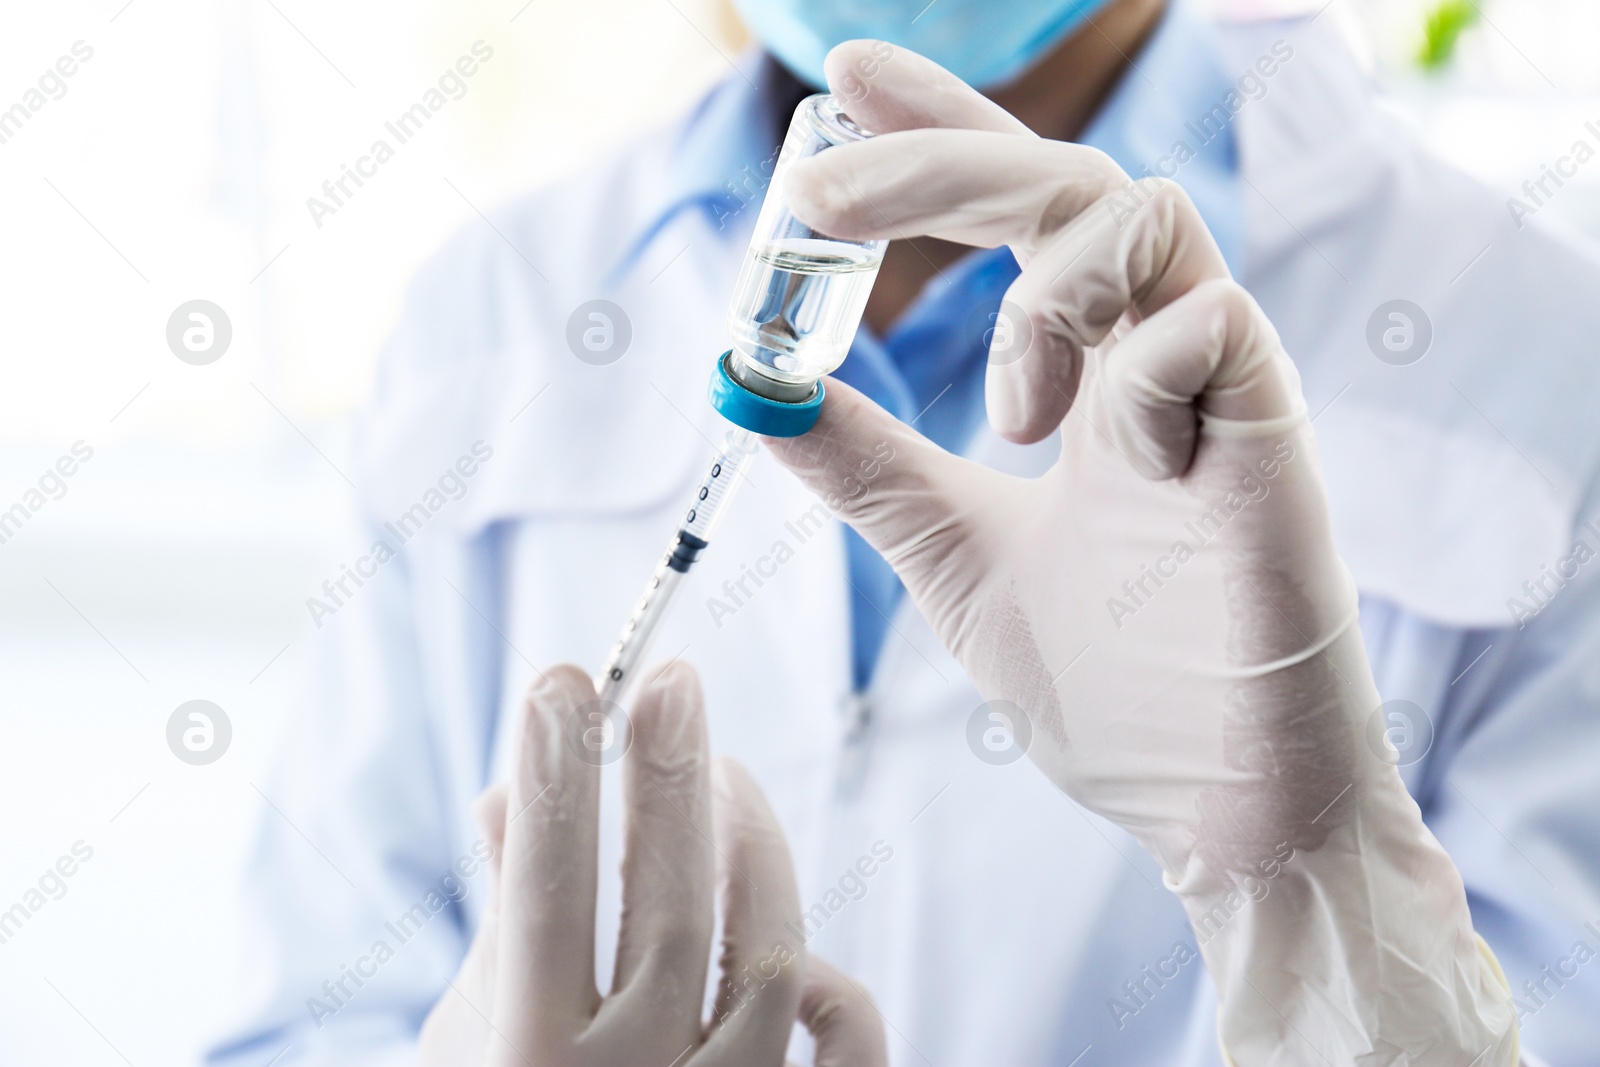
[1416,0,1482,71]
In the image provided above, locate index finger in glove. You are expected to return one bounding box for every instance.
[416,784,512,1063]
[800,957,889,1067]
[607,662,715,1053]
[488,665,602,1066]
[786,129,1126,257]
[822,39,1033,137]
[1098,276,1305,480]
[693,758,805,1066]
[987,172,1231,442]
[786,131,1228,436]
[474,784,508,890]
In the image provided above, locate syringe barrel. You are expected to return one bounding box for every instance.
[595,430,757,704]
[596,555,685,705]
[680,428,758,543]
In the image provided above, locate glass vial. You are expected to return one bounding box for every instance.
[724,94,886,402]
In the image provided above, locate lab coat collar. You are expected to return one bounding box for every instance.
[602,49,800,290]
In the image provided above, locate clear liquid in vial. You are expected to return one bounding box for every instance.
[727,238,883,382]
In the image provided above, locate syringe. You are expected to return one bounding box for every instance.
[594,93,885,706]
[595,428,758,704]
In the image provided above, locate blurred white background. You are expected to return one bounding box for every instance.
[0,1,746,1063]
[0,1,1595,1064]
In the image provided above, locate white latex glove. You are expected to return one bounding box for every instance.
[765,42,1520,1067]
[418,663,887,1067]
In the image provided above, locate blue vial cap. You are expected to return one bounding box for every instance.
[707,351,823,437]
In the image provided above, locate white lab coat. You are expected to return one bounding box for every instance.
[210,12,1600,1067]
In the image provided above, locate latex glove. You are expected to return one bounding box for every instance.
[765,42,1519,1066]
[418,663,887,1067]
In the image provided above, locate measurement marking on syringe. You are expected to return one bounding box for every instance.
[597,429,757,703]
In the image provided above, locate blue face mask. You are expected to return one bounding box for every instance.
[733,0,1114,90]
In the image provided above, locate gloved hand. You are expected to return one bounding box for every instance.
[765,42,1520,1066]
[418,663,887,1067]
